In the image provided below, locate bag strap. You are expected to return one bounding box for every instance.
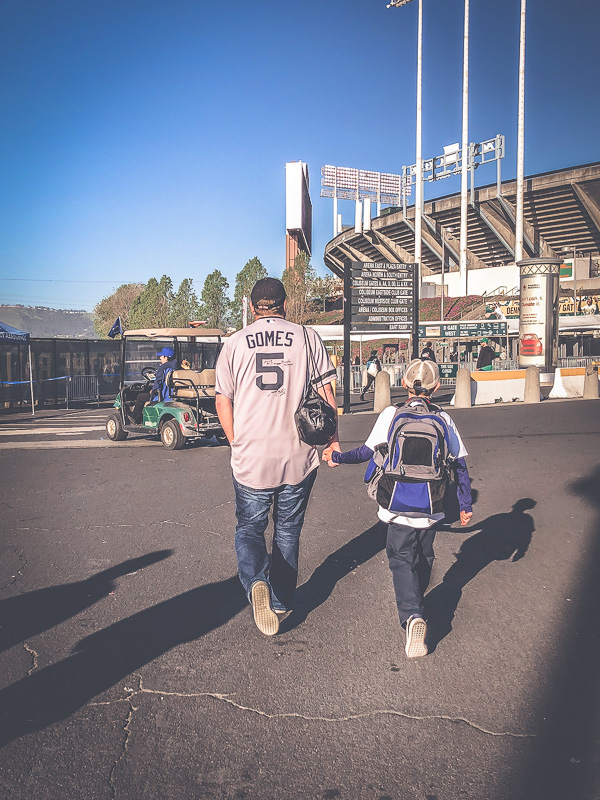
[301,326,321,391]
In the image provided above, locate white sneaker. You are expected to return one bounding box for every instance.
[405,615,428,658]
[251,581,279,636]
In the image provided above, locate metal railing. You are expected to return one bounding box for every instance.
[66,375,100,408]
[336,364,409,392]
[557,357,597,368]
[335,358,596,393]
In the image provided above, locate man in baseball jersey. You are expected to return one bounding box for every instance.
[215,277,338,636]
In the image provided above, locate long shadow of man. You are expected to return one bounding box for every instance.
[424,498,536,651]
[0,575,247,748]
[0,524,390,747]
[0,551,173,652]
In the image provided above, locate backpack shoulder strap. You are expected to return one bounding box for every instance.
[427,400,444,415]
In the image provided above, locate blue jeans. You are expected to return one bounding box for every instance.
[233,469,318,611]
[386,523,436,626]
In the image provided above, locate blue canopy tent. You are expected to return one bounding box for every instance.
[0,321,35,414]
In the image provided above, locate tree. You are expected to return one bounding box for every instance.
[231,257,267,328]
[308,274,343,312]
[128,275,174,329]
[168,278,201,328]
[199,270,230,329]
[282,251,316,324]
[93,283,144,338]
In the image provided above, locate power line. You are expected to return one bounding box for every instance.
[0,278,135,284]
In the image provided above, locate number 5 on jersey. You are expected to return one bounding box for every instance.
[256,352,284,390]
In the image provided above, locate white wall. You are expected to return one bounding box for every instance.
[426,263,520,297]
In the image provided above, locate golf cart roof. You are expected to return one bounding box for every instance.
[123,327,224,339]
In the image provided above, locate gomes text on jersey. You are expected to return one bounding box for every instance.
[245,329,295,349]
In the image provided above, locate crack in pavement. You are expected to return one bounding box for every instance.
[14,525,134,533]
[0,552,28,591]
[108,700,137,800]
[12,502,234,534]
[88,675,536,740]
[22,642,38,676]
[157,500,234,528]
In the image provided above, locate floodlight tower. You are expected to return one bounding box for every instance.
[515,0,527,263]
[459,0,470,296]
[387,0,423,286]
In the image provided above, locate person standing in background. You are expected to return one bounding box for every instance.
[476,338,496,371]
[360,350,381,401]
[420,341,436,362]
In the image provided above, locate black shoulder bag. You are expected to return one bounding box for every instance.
[294,327,338,446]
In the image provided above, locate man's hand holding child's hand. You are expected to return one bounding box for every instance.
[322,441,341,467]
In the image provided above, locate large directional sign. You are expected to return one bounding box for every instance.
[350,261,417,333]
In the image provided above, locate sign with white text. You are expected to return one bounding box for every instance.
[350,262,417,333]
[418,321,507,339]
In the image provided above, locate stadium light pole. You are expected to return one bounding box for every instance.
[459,0,470,296]
[387,0,423,286]
[515,0,526,263]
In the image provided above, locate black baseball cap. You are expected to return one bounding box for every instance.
[250,277,286,308]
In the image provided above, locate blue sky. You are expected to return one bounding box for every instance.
[0,0,598,312]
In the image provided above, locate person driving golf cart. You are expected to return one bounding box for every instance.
[132,346,178,423]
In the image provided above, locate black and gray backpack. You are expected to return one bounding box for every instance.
[364,398,452,515]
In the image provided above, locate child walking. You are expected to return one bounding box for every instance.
[323,358,473,658]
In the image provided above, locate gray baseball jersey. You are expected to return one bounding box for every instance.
[215,317,336,489]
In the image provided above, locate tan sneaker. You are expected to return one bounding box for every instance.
[251,581,279,636]
[405,615,428,658]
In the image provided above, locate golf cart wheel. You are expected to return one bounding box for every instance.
[161,419,185,450]
[106,413,128,441]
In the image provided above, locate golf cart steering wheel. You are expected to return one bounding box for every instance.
[141,366,156,383]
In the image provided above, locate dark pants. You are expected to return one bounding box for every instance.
[233,469,318,612]
[386,522,436,626]
[132,392,151,423]
[360,373,376,398]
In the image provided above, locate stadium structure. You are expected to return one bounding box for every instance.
[322,161,600,298]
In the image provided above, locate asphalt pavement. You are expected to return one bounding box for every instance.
[1,395,600,799]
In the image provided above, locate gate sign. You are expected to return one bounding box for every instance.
[418,321,507,339]
[438,363,458,379]
[350,262,417,333]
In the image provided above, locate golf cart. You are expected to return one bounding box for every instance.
[105,327,227,450]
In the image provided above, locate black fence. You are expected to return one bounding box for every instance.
[0,338,121,409]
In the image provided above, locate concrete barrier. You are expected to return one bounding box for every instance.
[549,367,585,398]
[373,370,391,413]
[524,366,541,404]
[454,368,472,408]
[451,369,531,406]
[583,364,599,399]
[472,370,528,404]
[448,364,598,406]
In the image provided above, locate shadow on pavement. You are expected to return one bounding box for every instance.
[513,466,600,799]
[0,551,173,653]
[0,575,246,748]
[424,498,535,652]
[280,523,387,634]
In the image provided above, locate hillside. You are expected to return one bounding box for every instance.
[0,305,96,338]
